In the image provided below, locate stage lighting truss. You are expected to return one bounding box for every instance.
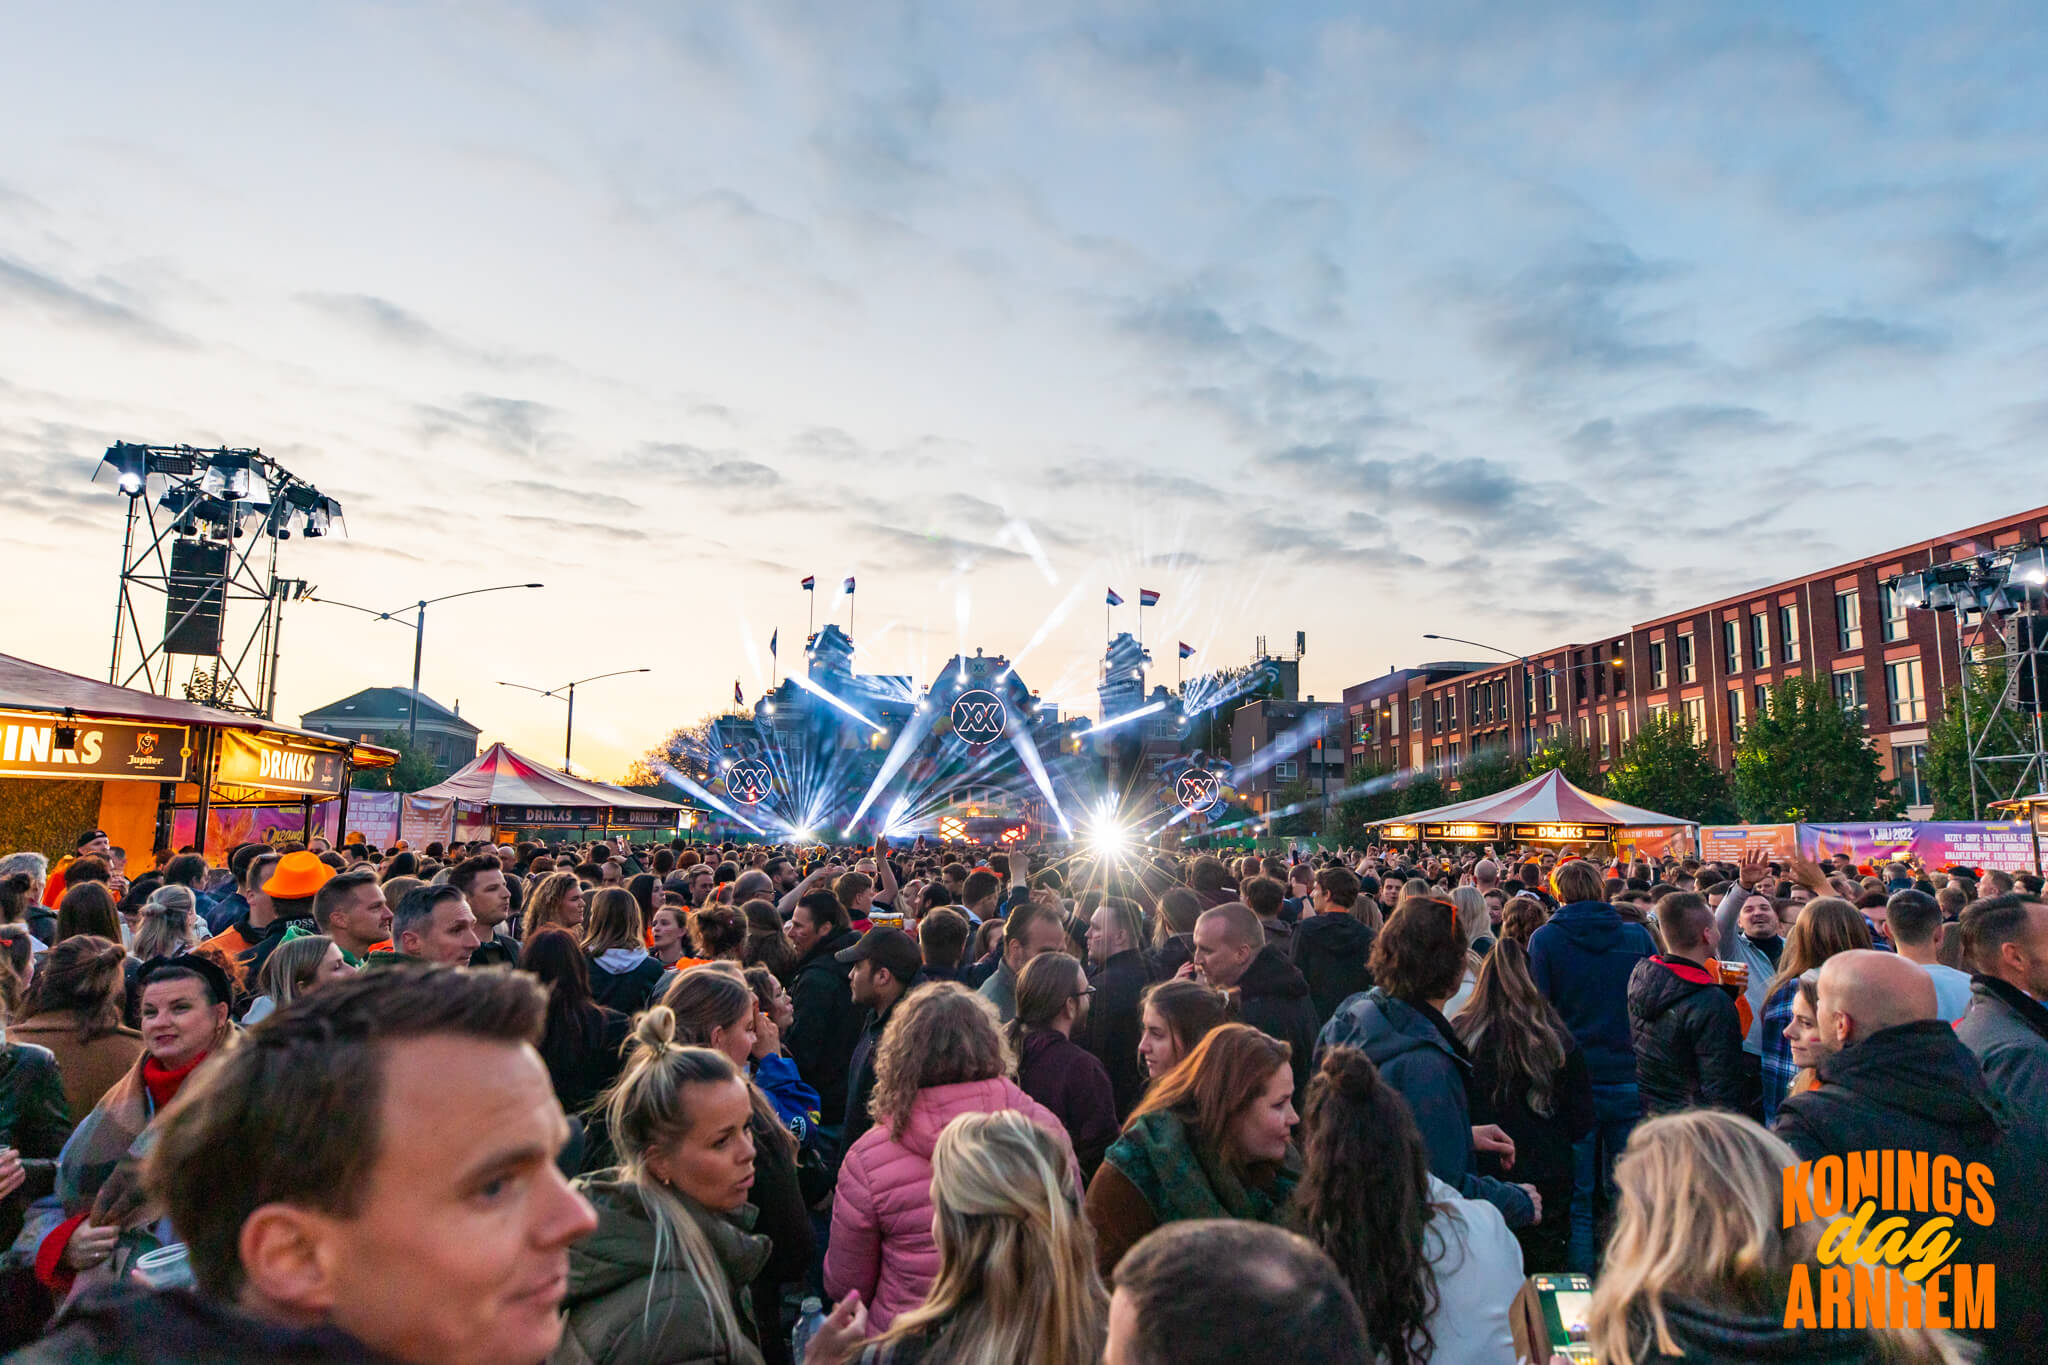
[94,442,344,718]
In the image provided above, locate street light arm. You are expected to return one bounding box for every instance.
[498,681,562,699]
[306,596,402,623]
[561,667,653,689]
[1422,632,1524,662]
[416,582,545,611]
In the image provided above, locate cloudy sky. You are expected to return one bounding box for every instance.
[5,2,2045,780]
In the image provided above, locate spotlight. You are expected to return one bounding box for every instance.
[200,451,254,501]
[98,443,149,495]
[1892,572,1930,611]
[2011,546,2048,589]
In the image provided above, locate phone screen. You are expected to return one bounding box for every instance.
[1531,1273,1595,1357]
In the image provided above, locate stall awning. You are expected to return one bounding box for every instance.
[415,742,683,819]
[0,652,396,781]
[1369,768,1691,840]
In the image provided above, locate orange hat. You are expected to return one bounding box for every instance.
[264,850,335,900]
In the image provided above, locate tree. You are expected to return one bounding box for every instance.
[1923,663,2037,819]
[1604,710,1737,824]
[352,731,441,793]
[1328,758,1403,847]
[1271,779,1321,840]
[1453,742,1526,801]
[1396,771,1449,815]
[621,712,724,786]
[1733,675,1902,822]
[1527,734,1603,792]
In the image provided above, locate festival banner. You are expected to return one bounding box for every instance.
[1615,826,1696,862]
[172,803,336,852]
[343,792,401,850]
[1699,824,1798,863]
[454,801,495,843]
[398,794,456,848]
[1799,822,2037,873]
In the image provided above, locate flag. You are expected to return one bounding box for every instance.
[1179,641,1196,659]
[843,576,856,593]
[734,679,744,706]
[1105,587,1124,606]
[769,629,778,657]
[800,575,815,591]
[1139,588,1161,607]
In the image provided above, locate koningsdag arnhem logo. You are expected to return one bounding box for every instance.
[1781,1151,1995,1332]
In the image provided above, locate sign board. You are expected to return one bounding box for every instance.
[506,806,603,827]
[1799,821,2037,874]
[1176,768,1221,813]
[1510,822,1609,842]
[1422,822,1500,841]
[0,709,188,783]
[399,795,456,848]
[611,808,675,827]
[724,758,773,806]
[214,730,348,798]
[949,689,1007,747]
[1699,824,1798,863]
[173,802,335,851]
[1378,823,1420,841]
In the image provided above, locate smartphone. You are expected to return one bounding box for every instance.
[1531,1273,1595,1362]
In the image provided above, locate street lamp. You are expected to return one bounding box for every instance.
[499,669,652,772]
[1424,633,1532,759]
[309,583,544,741]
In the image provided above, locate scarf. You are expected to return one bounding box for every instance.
[142,1051,207,1112]
[1105,1110,1298,1228]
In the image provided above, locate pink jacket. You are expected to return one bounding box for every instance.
[824,1077,1078,1329]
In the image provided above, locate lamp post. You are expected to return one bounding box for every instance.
[309,583,544,742]
[1424,633,1532,759]
[498,669,652,772]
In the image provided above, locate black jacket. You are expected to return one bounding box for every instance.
[784,928,863,1123]
[1289,911,1376,1027]
[1470,1038,1593,1269]
[1627,955,1753,1116]
[1233,946,1320,1112]
[11,1284,406,1363]
[1083,948,1158,1121]
[1775,1020,2048,1365]
[468,934,518,969]
[585,952,666,1016]
[1150,933,1193,981]
[1613,1294,1914,1364]
[539,1006,632,1121]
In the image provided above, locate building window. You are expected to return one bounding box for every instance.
[1618,708,1632,745]
[1681,695,1707,737]
[1649,640,1667,690]
[1411,699,1423,734]
[1446,693,1458,730]
[1274,760,1297,780]
[1836,590,1862,651]
[1648,700,1670,721]
[1779,604,1801,662]
[1832,668,1867,725]
[1677,632,1696,684]
[1887,658,1925,724]
[1389,705,1400,738]
[1577,715,1590,743]
[1431,698,1442,733]
[1542,670,1558,712]
[1547,720,1562,738]
[1723,619,1741,673]
[1750,611,1770,669]
[1895,742,1930,808]
[1598,712,1611,759]
[1726,688,1745,739]
[1430,744,1444,773]
[1753,680,1770,715]
[1523,671,1535,714]
[1881,583,1910,643]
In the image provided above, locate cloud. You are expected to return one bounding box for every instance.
[1453,240,1699,378]
[1773,312,1948,369]
[630,442,781,488]
[0,256,189,347]
[1266,445,1542,520]
[301,292,559,371]
[417,395,564,460]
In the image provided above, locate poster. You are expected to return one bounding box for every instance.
[1616,826,1695,862]
[398,794,456,848]
[172,803,336,852]
[1799,822,2037,873]
[454,801,494,843]
[1699,824,1798,863]
[342,792,400,850]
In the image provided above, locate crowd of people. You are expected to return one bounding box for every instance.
[0,824,2043,1362]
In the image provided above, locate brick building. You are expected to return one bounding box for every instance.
[1345,504,2048,818]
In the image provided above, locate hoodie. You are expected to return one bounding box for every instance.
[1627,955,1752,1116]
[1290,911,1376,1027]
[1528,900,1658,1087]
[1775,1020,2048,1365]
[585,946,665,1015]
[1232,945,1320,1111]
[1016,1027,1119,1183]
[1316,987,1535,1229]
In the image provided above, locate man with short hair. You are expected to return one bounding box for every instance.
[1105,1221,1370,1365]
[313,869,392,966]
[836,925,922,1152]
[1291,864,1377,1026]
[1628,892,1753,1115]
[13,966,599,1364]
[449,854,516,967]
[916,906,974,985]
[764,856,799,895]
[1712,847,1786,1098]
[236,851,334,979]
[960,868,1003,924]
[1239,875,1292,953]
[1186,902,1317,1109]
[1888,888,1973,1023]
[1955,894,2048,1115]
[373,885,481,968]
[1776,949,2048,1364]
[784,890,862,1125]
[978,898,1068,1023]
[730,869,773,906]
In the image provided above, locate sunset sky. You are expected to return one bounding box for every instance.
[5,2,2045,780]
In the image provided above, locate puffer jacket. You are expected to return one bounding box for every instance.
[1528,900,1658,1086]
[824,1077,1077,1330]
[1627,955,1753,1116]
[555,1175,771,1365]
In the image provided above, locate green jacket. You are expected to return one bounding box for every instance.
[553,1174,771,1365]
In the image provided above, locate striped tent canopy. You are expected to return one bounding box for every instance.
[1367,767,1689,840]
[416,742,681,813]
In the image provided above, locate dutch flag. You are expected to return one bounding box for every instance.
[1179,641,1196,659]
[1139,588,1161,607]
[843,576,856,593]
[800,575,815,591]
[1105,587,1124,606]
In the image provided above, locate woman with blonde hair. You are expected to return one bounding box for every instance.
[1757,898,1870,1123]
[847,1111,1107,1365]
[240,932,351,1025]
[558,1009,773,1364]
[1587,1111,1966,1364]
[522,868,586,941]
[1443,885,1488,1017]
[825,982,1077,1330]
[131,884,205,962]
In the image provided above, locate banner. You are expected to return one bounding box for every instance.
[1799,822,2037,873]
[173,803,336,851]
[454,801,494,843]
[398,794,456,848]
[214,730,348,799]
[343,792,400,850]
[0,709,188,783]
[1616,826,1695,862]
[1700,824,1798,863]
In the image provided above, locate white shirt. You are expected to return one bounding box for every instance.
[1415,1175,1525,1364]
[1919,961,1975,1024]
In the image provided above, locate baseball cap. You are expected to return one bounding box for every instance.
[834,925,922,985]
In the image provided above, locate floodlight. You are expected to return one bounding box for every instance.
[97,443,149,495]
[201,452,254,501]
[2011,546,2048,589]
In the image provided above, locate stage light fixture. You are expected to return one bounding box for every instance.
[97,443,149,495]
[1892,572,1929,611]
[2011,546,2048,588]
[201,451,255,501]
